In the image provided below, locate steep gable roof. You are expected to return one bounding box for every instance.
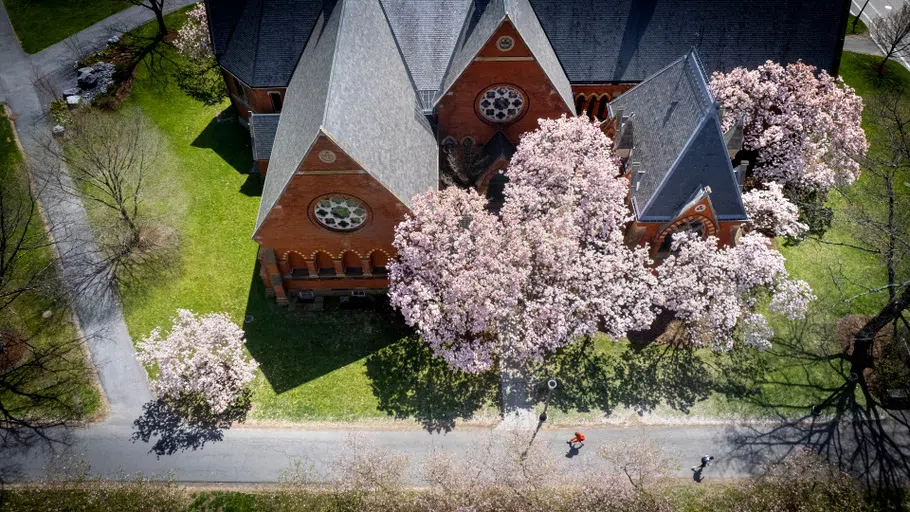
[219,0,323,88]
[528,0,848,83]
[436,0,574,111]
[255,0,438,235]
[381,0,472,106]
[609,51,746,222]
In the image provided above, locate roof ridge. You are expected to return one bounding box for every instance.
[320,0,349,139]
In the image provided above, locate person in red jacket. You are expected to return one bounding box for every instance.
[568,432,585,448]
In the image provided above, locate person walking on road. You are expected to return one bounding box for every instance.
[568,432,585,448]
[692,455,714,471]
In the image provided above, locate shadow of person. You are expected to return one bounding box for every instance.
[566,443,582,458]
[132,395,250,458]
[692,468,704,482]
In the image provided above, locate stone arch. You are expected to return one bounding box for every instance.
[313,251,336,276]
[342,251,363,276]
[654,214,717,258]
[368,250,390,276]
[285,251,308,277]
[574,93,612,121]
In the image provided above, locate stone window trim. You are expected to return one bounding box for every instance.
[308,193,372,232]
[475,83,528,125]
[653,213,718,257]
[496,35,515,52]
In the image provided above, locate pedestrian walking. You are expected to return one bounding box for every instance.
[691,455,714,471]
[568,431,585,448]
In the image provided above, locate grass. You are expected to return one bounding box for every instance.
[111,9,503,425]
[0,107,103,420]
[847,15,868,36]
[3,0,128,54]
[112,4,910,426]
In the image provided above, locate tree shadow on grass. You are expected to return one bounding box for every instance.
[132,396,250,458]
[365,335,499,433]
[243,264,409,394]
[190,107,252,175]
[535,338,713,416]
[722,315,910,507]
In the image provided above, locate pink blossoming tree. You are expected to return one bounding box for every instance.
[173,3,212,61]
[137,309,259,413]
[390,117,657,372]
[709,61,867,193]
[656,232,814,350]
[741,181,809,238]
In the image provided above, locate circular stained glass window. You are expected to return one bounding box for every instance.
[314,196,367,231]
[497,36,514,51]
[477,85,525,123]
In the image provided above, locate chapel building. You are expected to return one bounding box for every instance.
[205,0,850,303]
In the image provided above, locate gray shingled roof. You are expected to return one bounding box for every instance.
[609,52,746,222]
[528,0,847,83]
[219,0,323,88]
[381,0,472,98]
[255,0,438,235]
[255,7,339,233]
[205,0,246,54]
[436,0,574,111]
[250,113,280,160]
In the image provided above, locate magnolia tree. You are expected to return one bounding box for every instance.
[741,181,808,238]
[392,117,815,370]
[657,232,814,350]
[710,61,867,193]
[173,3,213,61]
[390,116,657,372]
[137,309,258,413]
[172,3,226,106]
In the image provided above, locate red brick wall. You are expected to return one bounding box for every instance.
[255,135,408,299]
[626,194,743,258]
[222,69,287,121]
[436,22,572,146]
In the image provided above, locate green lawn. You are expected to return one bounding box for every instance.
[112,6,910,427]
[0,107,103,421]
[4,0,128,54]
[847,14,868,35]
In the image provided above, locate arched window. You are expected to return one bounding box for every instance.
[574,95,587,116]
[314,251,336,276]
[656,219,707,259]
[342,251,362,276]
[288,252,308,278]
[370,251,389,276]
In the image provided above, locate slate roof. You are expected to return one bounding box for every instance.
[381,0,472,103]
[250,113,280,160]
[255,0,438,234]
[609,52,747,222]
[217,0,323,88]
[528,0,848,83]
[437,0,574,111]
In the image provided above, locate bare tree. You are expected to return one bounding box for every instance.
[123,0,167,39]
[871,6,910,76]
[598,435,678,492]
[440,138,491,189]
[38,110,178,290]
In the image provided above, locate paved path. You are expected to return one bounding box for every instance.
[844,34,885,56]
[3,419,907,484]
[0,0,193,424]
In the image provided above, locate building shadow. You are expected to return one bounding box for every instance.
[131,396,250,458]
[242,263,408,394]
[190,107,253,175]
[365,335,500,433]
[239,173,263,197]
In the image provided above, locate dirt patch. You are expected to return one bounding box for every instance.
[0,329,29,371]
[836,314,889,359]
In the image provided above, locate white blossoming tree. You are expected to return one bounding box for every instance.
[138,309,258,414]
[172,3,227,106]
[656,232,814,350]
[741,181,809,238]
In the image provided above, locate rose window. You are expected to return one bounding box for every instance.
[314,196,367,231]
[478,85,525,123]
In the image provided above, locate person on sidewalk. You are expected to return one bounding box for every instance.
[568,432,585,448]
[692,455,714,471]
